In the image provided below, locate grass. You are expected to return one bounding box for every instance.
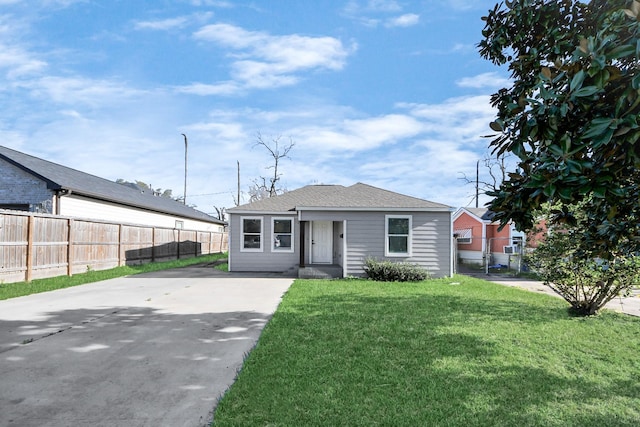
[213,275,640,427]
[0,252,228,301]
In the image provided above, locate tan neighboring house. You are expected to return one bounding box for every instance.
[0,145,225,232]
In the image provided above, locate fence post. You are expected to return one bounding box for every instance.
[25,215,35,282]
[67,219,74,276]
[151,227,156,263]
[177,229,181,260]
[118,224,124,267]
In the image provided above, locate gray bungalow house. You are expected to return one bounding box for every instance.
[227,183,454,278]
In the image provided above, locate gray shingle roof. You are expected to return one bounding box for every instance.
[0,145,224,225]
[463,207,496,222]
[228,183,451,212]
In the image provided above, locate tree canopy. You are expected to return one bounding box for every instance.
[479,0,640,258]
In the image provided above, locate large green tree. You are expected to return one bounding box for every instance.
[479,0,640,259]
[479,0,640,315]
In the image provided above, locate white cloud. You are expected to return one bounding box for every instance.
[385,13,419,28]
[290,113,425,152]
[134,17,189,31]
[456,72,510,89]
[176,81,241,96]
[344,0,402,14]
[133,12,214,31]
[343,0,419,29]
[187,23,353,94]
[0,44,47,78]
[16,75,146,106]
[188,0,232,6]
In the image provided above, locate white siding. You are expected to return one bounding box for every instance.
[59,195,224,233]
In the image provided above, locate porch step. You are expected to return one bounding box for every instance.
[298,265,343,279]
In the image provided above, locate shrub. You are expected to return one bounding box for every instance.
[526,230,640,316]
[363,258,429,282]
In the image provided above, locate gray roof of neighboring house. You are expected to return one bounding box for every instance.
[458,207,496,222]
[0,145,225,225]
[228,183,452,213]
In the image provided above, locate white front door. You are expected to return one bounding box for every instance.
[311,221,333,264]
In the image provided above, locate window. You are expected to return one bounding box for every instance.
[175,220,184,229]
[241,217,263,251]
[272,218,294,252]
[454,228,472,244]
[385,215,411,256]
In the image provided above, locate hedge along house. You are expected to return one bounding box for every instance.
[227,183,454,279]
[0,145,225,233]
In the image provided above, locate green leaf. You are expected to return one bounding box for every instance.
[549,144,565,157]
[570,70,585,92]
[593,186,607,198]
[543,183,556,197]
[558,186,573,200]
[490,121,503,132]
[582,118,614,139]
[608,44,635,59]
[572,86,599,97]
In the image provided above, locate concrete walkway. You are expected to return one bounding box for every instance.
[0,265,294,427]
[478,274,640,317]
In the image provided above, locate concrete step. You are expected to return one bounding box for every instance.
[298,265,343,279]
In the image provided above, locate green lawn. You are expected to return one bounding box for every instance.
[213,275,640,427]
[0,253,227,300]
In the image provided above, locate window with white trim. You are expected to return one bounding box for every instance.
[454,228,472,244]
[241,217,263,251]
[385,215,411,256]
[272,218,294,252]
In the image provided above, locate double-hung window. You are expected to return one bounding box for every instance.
[241,217,263,251]
[385,215,412,257]
[272,218,294,252]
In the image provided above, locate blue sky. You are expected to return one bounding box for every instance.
[1,0,510,215]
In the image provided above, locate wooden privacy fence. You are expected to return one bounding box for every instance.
[0,210,228,284]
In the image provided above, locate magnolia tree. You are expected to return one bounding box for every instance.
[479,0,640,315]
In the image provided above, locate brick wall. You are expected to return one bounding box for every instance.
[0,159,54,212]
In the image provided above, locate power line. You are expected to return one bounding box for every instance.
[186,191,235,198]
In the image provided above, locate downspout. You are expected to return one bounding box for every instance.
[449,208,455,277]
[342,220,347,278]
[55,189,72,215]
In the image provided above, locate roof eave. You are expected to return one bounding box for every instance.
[66,191,225,225]
[0,154,62,191]
[296,206,454,212]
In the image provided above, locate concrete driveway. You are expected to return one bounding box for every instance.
[0,265,293,427]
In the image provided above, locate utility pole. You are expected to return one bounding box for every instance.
[475,160,479,208]
[236,160,240,206]
[181,133,188,205]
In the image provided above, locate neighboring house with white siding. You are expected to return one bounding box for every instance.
[0,145,225,232]
[227,183,454,278]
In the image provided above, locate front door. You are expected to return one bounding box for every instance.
[311,221,333,264]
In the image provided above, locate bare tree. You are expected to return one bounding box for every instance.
[459,153,510,207]
[213,206,227,222]
[248,133,295,202]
